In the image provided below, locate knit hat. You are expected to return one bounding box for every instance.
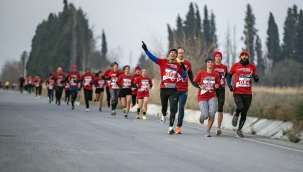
[135,66,141,71]
[240,51,250,57]
[205,57,214,63]
[213,51,223,59]
[72,65,77,69]
[168,49,178,55]
[85,66,90,71]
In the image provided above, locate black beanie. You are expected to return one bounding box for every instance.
[168,49,178,55]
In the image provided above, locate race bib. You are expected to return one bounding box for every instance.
[163,68,177,81]
[236,74,251,88]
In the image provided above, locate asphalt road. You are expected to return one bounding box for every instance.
[0,90,302,172]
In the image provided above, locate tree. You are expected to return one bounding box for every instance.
[295,10,303,64]
[20,51,28,77]
[167,24,174,50]
[0,60,22,82]
[255,35,265,75]
[282,6,298,60]
[195,3,202,37]
[203,5,211,43]
[210,11,217,49]
[243,4,257,63]
[184,3,196,37]
[101,29,108,60]
[266,12,281,66]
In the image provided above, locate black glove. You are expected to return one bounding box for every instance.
[229,86,233,92]
[252,73,259,82]
[180,63,186,71]
[142,41,148,51]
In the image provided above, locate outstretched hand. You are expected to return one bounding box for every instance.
[142,41,148,51]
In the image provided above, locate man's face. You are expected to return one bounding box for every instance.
[215,55,222,63]
[72,68,77,72]
[135,70,141,75]
[177,49,185,60]
[169,51,177,59]
[142,69,147,76]
[240,54,249,60]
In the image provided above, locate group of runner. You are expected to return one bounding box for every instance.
[141,41,259,138]
[15,41,259,138]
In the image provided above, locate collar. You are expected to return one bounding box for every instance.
[176,58,184,63]
[167,57,176,63]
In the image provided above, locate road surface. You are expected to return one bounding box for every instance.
[0,90,302,172]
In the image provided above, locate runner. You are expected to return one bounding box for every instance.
[226,51,259,138]
[67,65,81,110]
[193,57,220,137]
[131,66,141,115]
[52,67,66,106]
[18,75,25,93]
[116,65,133,119]
[75,81,82,106]
[175,47,194,134]
[45,74,55,103]
[27,76,33,93]
[213,51,228,136]
[141,41,187,134]
[24,77,28,93]
[81,66,95,112]
[103,64,114,107]
[5,80,9,90]
[94,71,105,112]
[105,62,123,116]
[64,71,70,105]
[134,68,153,120]
[33,75,43,99]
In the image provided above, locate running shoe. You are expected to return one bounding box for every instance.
[160,115,166,124]
[199,115,205,124]
[136,114,140,119]
[49,99,51,104]
[86,109,89,112]
[232,112,238,127]
[111,110,116,116]
[236,130,244,138]
[205,131,211,137]
[72,106,75,110]
[124,115,128,119]
[142,115,146,120]
[99,107,102,112]
[168,127,175,135]
[176,126,182,134]
[216,129,222,136]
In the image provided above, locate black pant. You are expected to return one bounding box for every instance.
[83,89,93,108]
[160,88,178,127]
[65,90,70,103]
[19,85,24,93]
[55,86,64,103]
[27,84,32,93]
[48,89,54,100]
[70,88,78,107]
[234,94,252,130]
[106,87,111,104]
[35,86,42,96]
[131,94,137,105]
[216,88,225,112]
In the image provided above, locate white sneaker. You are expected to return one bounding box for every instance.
[86,109,89,112]
[160,115,166,124]
[168,127,175,135]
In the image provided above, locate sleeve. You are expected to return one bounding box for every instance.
[116,75,122,84]
[215,73,220,84]
[145,50,158,64]
[253,64,258,75]
[229,64,236,75]
[188,62,192,73]
[193,71,201,83]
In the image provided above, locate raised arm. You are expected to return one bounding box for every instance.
[142,41,158,64]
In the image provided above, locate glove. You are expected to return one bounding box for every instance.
[252,73,259,82]
[142,41,148,51]
[229,86,233,92]
[180,63,186,71]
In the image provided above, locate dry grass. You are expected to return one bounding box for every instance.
[148,79,303,122]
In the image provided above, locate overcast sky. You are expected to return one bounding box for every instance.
[1,0,303,71]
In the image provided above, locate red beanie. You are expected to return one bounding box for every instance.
[135,66,141,71]
[213,51,222,59]
[240,51,250,57]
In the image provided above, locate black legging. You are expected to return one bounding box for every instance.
[65,90,70,104]
[48,89,54,100]
[234,94,252,131]
[70,89,78,107]
[160,88,178,127]
[35,86,41,96]
[55,86,64,103]
[106,87,111,104]
[131,94,137,105]
[83,89,93,108]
